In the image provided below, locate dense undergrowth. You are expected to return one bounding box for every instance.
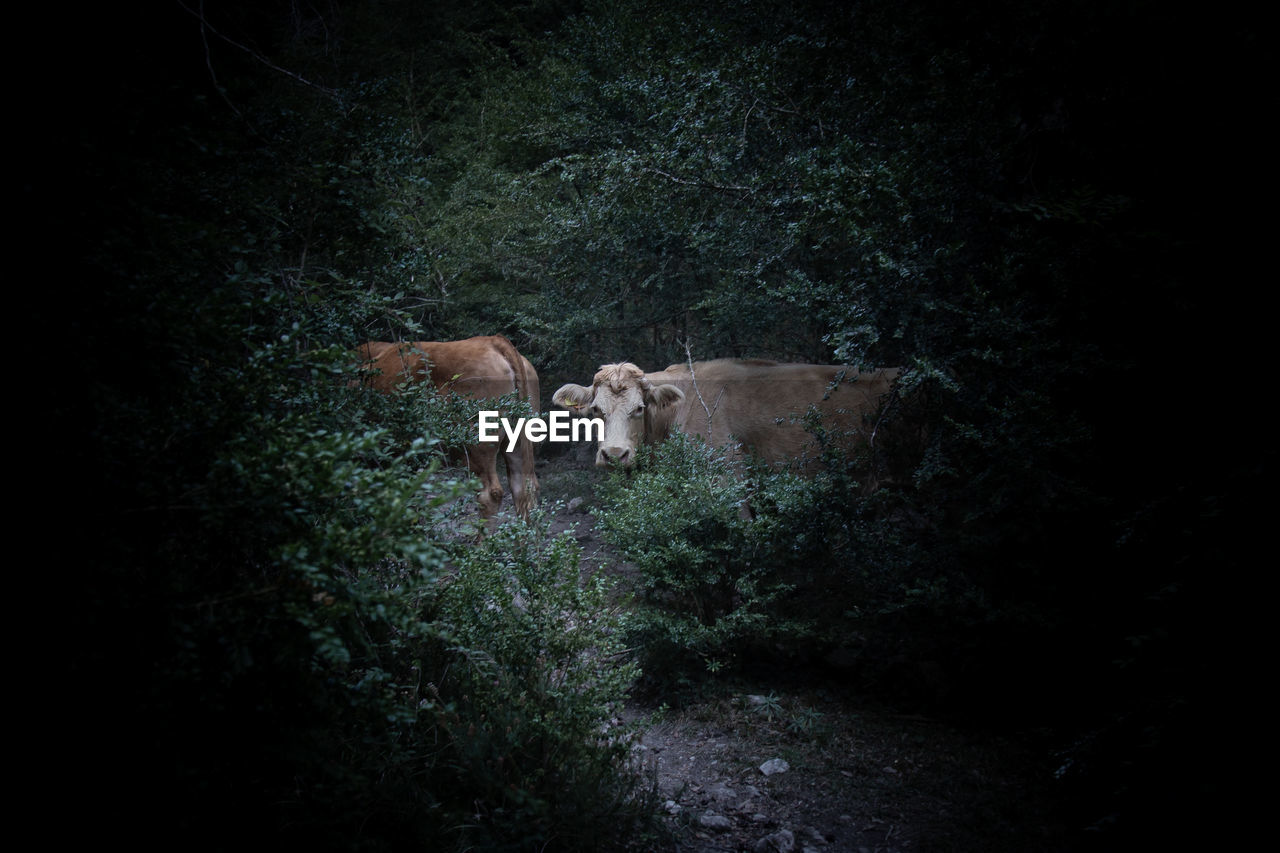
[44,0,1264,849]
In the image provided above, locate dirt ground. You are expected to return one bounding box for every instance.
[534,451,1072,853]
[627,692,1069,853]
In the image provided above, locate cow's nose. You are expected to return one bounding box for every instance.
[599,445,632,467]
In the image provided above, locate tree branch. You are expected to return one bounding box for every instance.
[643,166,753,194]
[682,339,723,433]
[178,0,343,104]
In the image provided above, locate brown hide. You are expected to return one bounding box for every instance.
[358,335,539,519]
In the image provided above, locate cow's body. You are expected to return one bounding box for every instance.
[359,336,539,519]
[552,358,899,471]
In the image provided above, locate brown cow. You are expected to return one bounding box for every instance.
[358,336,540,520]
[551,358,899,471]
[356,340,398,365]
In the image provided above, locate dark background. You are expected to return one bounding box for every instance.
[28,1,1266,849]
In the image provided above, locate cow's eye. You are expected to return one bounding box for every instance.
[588,405,601,417]
[631,405,645,418]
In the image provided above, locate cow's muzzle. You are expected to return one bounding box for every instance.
[597,445,634,468]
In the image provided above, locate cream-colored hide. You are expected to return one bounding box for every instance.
[552,358,899,470]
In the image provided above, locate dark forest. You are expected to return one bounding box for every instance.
[29,1,1265,850]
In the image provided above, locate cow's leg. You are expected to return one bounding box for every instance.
[503,439,539,520]
[523,453,539,517]
[503,450,526,519]
[466,444,503,518]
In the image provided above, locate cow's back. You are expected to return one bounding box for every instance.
[413,337,517,400]
[363,336,528,400]
[650,359,899,466]
[355,335,540,519]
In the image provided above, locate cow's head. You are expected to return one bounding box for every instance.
[552,362,684,468]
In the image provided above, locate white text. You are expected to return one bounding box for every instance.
[478,410,604,451]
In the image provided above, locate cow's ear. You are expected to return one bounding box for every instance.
[552,383,593,410]
[648,383,685,410]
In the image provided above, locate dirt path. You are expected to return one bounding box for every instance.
[628,693,1067,853]
[536,453,1069,853]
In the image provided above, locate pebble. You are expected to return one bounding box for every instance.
[754,828,795,852]
[759,757,791,776]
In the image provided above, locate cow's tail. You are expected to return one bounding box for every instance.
[492,336,541,519]
[518,355,541,515]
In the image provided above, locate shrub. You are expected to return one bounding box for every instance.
[84,327,658,850]
[429,515,656,850]
[596,433,799,687]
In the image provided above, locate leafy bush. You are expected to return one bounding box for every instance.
[430,515,655,850]
[596,433,800,687]
[81,318,657,850]
[65,0,1259,848]
[593,406,986,708]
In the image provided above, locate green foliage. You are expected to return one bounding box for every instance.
[69,9,661,841]
[596,434,800,686]
[63,0,1261,848]
[84,300,658,849]
[429,516,654,849]
[748,692,785,722]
